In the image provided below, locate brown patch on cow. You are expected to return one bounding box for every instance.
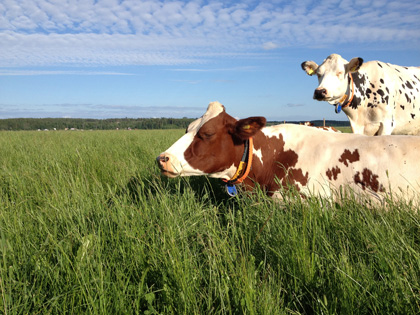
[248,132,308,193]
[339,149,360,167]
[326,166,341,180]
[319,126,340,132]
[354,168,385,193]
[281,168,309,191]
[184,111,243,174]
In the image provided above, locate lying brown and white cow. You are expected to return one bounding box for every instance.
[301,54,420,136]
[157,101,420,202]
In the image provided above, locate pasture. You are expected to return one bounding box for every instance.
[0,129,419,314]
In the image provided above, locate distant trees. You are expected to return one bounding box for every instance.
[0,117,350,131]
[0,117,196,131]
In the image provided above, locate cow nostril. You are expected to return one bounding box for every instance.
[314,88,327,100]
[156,155,169,163]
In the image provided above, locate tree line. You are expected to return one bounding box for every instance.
[0,117,196,131]
[0,117,350,131]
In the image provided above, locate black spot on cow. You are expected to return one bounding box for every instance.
[370,83,375,88]
[350,96,361,109]
[386,87,389,94]
[405,93,411,103]
[377,89,385,98]
[396,68,401,73]
[367,102,376,108]
[377,63,383,68]
[352,73,367,93]
[380,78,384,84]
[366,88,372,98]
[400,105,405,110]
[411,114,415,119]
[406,81,414,89]
[349,73,368,109]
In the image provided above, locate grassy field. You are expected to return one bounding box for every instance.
[336,126,352,133]
[0,129,419,314]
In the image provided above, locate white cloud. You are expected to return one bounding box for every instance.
[170,65,257,72]
[0,69,134,76]
[263,41,278,50]
[0,0,419,67]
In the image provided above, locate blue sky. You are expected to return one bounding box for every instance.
[1,0,419,121]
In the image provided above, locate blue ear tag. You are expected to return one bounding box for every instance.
[335,103,342,114]
[225,183,238,197]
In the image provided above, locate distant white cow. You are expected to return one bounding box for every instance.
[301,54,420,136]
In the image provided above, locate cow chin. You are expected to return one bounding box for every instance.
[314,94,336,103]
[326,97,342,105]
[157,157,207,178]
[160,170,180,178]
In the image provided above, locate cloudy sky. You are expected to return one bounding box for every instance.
[1,0,419,121]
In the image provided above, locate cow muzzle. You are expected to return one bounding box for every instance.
[156,153,180,178]
[313,88,328,100]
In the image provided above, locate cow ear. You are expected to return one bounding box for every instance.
[233,117,266,140]
[301,61,318,76]
[346,57,363,73]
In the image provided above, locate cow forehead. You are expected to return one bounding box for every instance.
[319,54,347,72]
[162,102,225,162]
[186,101,225,134]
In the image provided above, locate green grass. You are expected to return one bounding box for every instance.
[336,126,352,133]
[0,130,419,314]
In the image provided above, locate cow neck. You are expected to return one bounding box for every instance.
[335,72,355,114]
[223,137,253,185]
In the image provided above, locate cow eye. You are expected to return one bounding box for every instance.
[198,130,215,139]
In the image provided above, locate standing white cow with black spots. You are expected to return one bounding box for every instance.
[302,53,420,136]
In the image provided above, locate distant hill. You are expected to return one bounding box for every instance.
[0,117,350,131]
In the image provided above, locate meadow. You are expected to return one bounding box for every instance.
[0,129,419,314]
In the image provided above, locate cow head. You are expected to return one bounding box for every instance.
[156,101,266,180]
[301,54,363,104]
